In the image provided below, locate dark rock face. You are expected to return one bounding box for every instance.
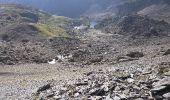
[37,84,51,94]
[96,15,170,38]
[126,51,144,58]
[163,49,170,55]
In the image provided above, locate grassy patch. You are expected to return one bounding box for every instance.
[38,14,72,27]
[47,15,72,28]
[36,14,72,38]
[34,23,69,37]
[2,5,72,38]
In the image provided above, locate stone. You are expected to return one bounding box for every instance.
[153,77,170,87]
[86,71,95,76]
[114,86,120,91]
[127,78,134,83]
[75,82,88,86]
[53,95,62,99]
[126,51,144,58]
[163,92,170,99]
[119,94,126,99]
[102,85,109,92]
[113,96,121,100]
[151,86,166,92]
[89,88,105,96]
[123,89,129,95]
[163,49,170,55]
[105,95,113,100]
[74,92,80,97]
[164,71,170,76]
[37,84,51,93]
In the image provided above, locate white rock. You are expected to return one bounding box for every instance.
[113,96,121,100]
[127,78,134,83]
[74,92,80,97]
[57,55,64,60]
[48,59,56,64]
[163,92,170,99]
[104,52,108,54]
[105,94,113,100]
[119,94,126,99]
[130,74,134,78]
[53,95,61,99]
[60,87,67,91]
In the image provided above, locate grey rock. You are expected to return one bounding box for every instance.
[127,78,134,83]
[89,88,105,96]
[37,84,51,93]
[53,95,62,100]
[151,86,166,92]
[163,49,170,55]
[113,96,120,100]
[74,92,80,97]
[153,77,170,87]
[163,92,170,99]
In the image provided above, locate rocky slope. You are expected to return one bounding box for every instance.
[138,3,170,23]
[96,15,170,39]
[1,1,170,100]
[0,4,81,65]
[32,1,170,100]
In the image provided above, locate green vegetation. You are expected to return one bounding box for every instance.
[0,5,73,38]
[158,67,170,76]
[37,13,72,37]
[47,16,72,28]
[34,23,69,37]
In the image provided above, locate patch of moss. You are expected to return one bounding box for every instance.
[47,15,72,28]
[36,14,72,38]
[34,23,69,37]
[158,67,170,76]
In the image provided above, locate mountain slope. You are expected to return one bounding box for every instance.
[0,4,73,41]
[138,4,170,23]
[0,4,80,65]
[96,15,170,39]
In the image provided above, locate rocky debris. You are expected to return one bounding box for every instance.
[0,41,56,65]
[96,15,170,38]
[48,59,56,65]
[68,43,109,64]
[35,69,156,100]
[0,23,41,42]
[0,37,81,65]
[151,77,170,99]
